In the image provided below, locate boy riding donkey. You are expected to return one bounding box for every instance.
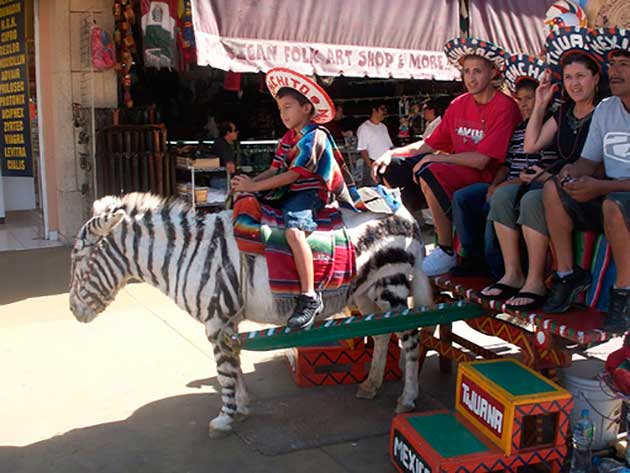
[231,68,363,330]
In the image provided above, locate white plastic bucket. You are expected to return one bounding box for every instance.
[560,359,622,450]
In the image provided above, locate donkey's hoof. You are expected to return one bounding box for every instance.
[356,382,378,400]
[208,415,233,438]
[395,401,415,414]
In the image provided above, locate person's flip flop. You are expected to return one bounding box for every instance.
[477,283,520,301]
[505,292,546,312]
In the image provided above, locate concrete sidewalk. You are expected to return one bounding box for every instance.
[1,247,619,473]
[0,247,460,473]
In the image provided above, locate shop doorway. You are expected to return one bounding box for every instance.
[0,0,55,251]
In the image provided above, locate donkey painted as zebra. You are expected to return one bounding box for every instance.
[69,193,433,436]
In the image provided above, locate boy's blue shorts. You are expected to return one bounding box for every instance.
[281,190,322,232]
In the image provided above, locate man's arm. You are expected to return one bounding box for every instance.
[390,140,434,158]
[560,157,601,179]
[423,152,490,170]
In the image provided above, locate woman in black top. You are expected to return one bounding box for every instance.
[480,51,606,310]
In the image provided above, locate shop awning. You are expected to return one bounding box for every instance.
[470,0,549,57]
[191,0,461,80]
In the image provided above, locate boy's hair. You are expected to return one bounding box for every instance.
[276,87,315,116]
[515,78,539,94]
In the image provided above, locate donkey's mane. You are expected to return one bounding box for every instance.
[92,193,206,225]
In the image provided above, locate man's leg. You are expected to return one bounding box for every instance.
[420,178,452,247]
[452,183,489,258]
[542,180,593,313]
[602,195,630,331]
[603,195,630,288]
[543,179,574,274]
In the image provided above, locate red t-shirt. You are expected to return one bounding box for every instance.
[425,91,522,168]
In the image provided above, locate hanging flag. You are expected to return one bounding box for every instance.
[140,1,178,69]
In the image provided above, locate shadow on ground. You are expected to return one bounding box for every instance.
[0,246,71,305]
[0,356,454,473]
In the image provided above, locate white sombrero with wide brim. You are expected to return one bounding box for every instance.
[444,37,507,71]
[265,68,335,124]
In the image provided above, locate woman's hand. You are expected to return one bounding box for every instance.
[534,70,558,108]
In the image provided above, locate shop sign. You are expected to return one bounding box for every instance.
[0,0,32,177]
[196,36,460,81]
[459,373,505,438]
[392,430,431,473]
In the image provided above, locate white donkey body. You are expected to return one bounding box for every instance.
[69,193,433,436]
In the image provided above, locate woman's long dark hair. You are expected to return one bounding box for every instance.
[560,52,609,106]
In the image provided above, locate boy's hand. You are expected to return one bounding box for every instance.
[231,175,256,193]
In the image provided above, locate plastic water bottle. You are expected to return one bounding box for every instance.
[571,409,595,473]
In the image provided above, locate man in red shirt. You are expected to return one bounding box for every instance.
[372,37,522,276]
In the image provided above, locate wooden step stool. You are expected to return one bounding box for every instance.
[390,359,573,473]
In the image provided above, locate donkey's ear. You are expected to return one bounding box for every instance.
[87,209,126,238]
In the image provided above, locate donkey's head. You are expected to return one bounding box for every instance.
[69,198,129,323]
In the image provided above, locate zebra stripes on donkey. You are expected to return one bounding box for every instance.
[69,192,433,435]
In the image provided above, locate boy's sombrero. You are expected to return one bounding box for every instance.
[544,26,604,82]
[444,37,507,71]
[504,54,548,93]
[591,27,630,59]
[265,68,335,124]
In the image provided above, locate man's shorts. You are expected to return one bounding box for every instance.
[556,179,630,232]
[417,162,493,216]
[281,189,322,232]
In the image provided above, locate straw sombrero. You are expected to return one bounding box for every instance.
[504,54,548,93]
[444,37,507,71]
[265,68,335,124]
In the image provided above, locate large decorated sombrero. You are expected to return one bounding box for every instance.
[591,27,630,58]
[265,68,335,124]
[544,0,588,35]
[544,26,604,82]
[444,37,507,71]
[504,54,548,93]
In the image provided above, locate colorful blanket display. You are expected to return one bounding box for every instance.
[233,195,356,304]
[141,0,178,69]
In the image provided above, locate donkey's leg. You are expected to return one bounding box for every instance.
[206,325,244,436]
[354,296,391,400]
[394,329,420,413]
[235,366,250,417]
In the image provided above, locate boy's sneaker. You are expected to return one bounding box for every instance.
[287,293,323,330]
[422,247,457,277]
[604,287,630,334]
[542,266,592,313]
[450,256,490,277]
